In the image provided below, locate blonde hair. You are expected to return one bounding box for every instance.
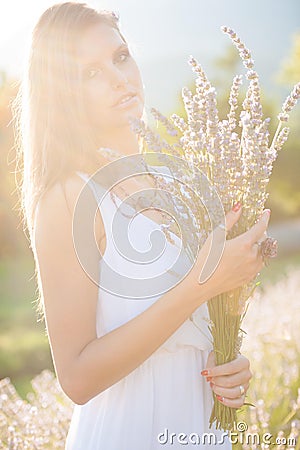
[12,2,149,323]
[13,2,144,242]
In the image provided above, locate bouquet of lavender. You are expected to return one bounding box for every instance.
[130,26,300,431]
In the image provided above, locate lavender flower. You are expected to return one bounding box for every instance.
[150,107,179,137]
[129,25,299,432]
[228,75,243,131]
[278,82,300,121]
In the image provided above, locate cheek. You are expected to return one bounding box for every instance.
[132,65,144,95]
[83,83,110,120]
[86,82,105,103]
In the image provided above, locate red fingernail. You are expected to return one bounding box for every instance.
[201,370,210,376]
[206,376,212,382]
[209,382,214,389]
[216,395,224,402]
[232,201,242,212]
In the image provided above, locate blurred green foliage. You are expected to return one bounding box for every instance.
[277,32,300,86]
[0,257,53,398]
[0,73,27,259]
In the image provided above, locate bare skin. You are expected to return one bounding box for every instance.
[33,23,269,406]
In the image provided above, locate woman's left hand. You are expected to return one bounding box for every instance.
[201,351,252,409]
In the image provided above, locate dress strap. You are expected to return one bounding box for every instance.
[76,171,101,203]
[75,170,115,208]
[75,171,118,246]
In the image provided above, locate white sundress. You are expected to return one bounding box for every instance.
[65,170,232,450]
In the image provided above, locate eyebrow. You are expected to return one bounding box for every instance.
[81,43,129,68]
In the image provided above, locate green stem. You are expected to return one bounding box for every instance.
[270,121,282,151]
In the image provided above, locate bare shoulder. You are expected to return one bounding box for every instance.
[34,173,105,253]
[34,174,85,232]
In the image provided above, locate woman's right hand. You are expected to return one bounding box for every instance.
[185,202,271,302]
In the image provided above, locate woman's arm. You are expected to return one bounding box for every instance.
[34,176,269,405]
[33,176,211,405]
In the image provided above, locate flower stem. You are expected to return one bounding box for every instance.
[270,121,282,151]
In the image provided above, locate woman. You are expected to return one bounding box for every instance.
[14,2,270,449]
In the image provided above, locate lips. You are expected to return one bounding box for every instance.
[112,92,136,108]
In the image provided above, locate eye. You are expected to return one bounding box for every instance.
[116,50,130,63]
[88,69,101,79]
[84,67,102,80]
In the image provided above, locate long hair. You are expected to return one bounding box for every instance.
[13,2,142,242]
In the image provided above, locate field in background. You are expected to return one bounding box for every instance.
[1,248,300,400]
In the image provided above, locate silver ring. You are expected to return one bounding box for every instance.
[239,385,245,396]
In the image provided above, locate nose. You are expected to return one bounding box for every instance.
[109,64,128,89]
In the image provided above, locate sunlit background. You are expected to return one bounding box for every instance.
[1,0,299,111]
[0,0,299,447]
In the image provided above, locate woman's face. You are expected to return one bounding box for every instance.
[75,22,145,139]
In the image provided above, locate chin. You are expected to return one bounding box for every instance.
[94,100,145,131]
[121,104,144,125]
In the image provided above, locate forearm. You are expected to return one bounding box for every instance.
[70,278,213,403]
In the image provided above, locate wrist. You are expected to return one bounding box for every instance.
[178,271,216,310]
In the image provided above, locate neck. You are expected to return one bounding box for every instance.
[95,126,141,156]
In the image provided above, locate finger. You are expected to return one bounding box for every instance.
[201,350,216,382]
[260,230,268,243]
[211,382,250,399]
[244,209,271,245]
[252,228,269,255]
[214,202,243,237]
[251,242,264,266]
[224,202,243,231]
[203,354,249,378]
[205,350,216,368]
[210,369,251,388]
[215,393,246,409]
